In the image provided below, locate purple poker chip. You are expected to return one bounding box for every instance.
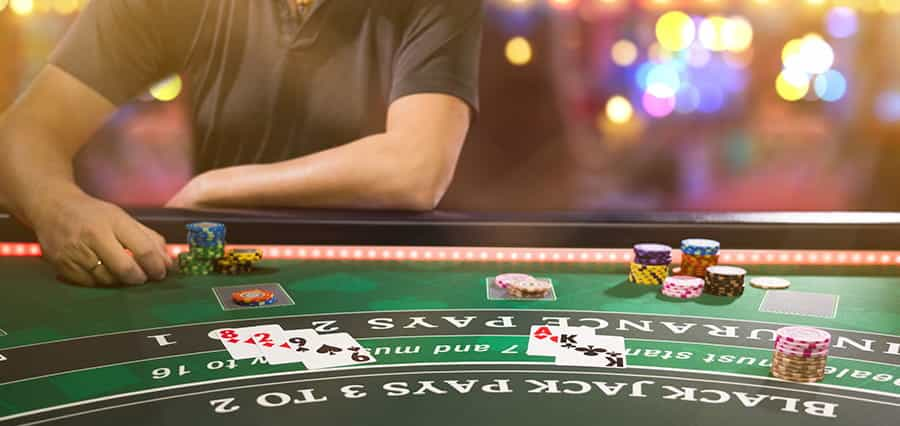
[633,243,673,256]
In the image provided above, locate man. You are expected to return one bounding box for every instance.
[0,0,483,287]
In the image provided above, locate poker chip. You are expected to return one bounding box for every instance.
[232,288,276,306]
[771,326,830,382]
[750,276,791,290]
[703,265,746,297]
[776,326,832,345]
[633,243,673,266]
[226,248,264,263]
[178,252,215,276]
[628,262,669,286]
[660,275,704,299]
[495,273,535,289]
[706,265,747,276]
[680,239,721,256]
[186,222,226,247]
[505,276,552,298]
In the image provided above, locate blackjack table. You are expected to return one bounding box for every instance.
[0,209,898,426]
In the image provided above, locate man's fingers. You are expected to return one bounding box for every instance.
[139,223,173,270]
[88,230,148,286]
[57,260,98,287]
[90,264,119,287]
[116,222,168,282]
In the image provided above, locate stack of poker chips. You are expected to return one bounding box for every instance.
[494,273,552,298]
[179,222,227,276]
[232,288,277,307]
[703,265,747,297]
[771,326,831,383]
[629,244,672,286]
[661,275,704,299]
[216,248,264,275]
[680,238,720,277]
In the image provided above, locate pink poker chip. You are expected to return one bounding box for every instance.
[775,344,829,358]
[665,276,704,288]
[494,273,535,289]
[775,337,830,351]
[775,326,831,345]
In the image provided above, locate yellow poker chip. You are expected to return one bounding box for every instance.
[226,248,264,263]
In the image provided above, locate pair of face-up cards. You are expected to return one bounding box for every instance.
[526,325,627,368]
[213,325,376,370]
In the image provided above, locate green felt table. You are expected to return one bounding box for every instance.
[1,209,899,425]
[1,256,898,426]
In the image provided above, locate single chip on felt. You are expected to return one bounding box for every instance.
[750,276,791,289]
[232,288,275,305]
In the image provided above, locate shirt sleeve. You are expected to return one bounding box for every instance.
[390,0,483,116]
[49,0,173,105]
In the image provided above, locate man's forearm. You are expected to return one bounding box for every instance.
[194,132,451,211]
[0,119,84,228]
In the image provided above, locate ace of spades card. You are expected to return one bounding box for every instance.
[554,334,627,368]
[303,333,376,370]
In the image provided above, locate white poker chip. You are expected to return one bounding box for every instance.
[706,265,747,276]
[750,276,791,289]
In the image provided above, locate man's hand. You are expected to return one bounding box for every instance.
[32,191,172,287]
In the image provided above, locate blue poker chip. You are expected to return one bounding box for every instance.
[680,238,721,256]
[186,222,227,247]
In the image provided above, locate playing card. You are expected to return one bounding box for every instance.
[527,325,595,357]
[215,326,267,360]
[272,329,320,365]
[250,325,305,365]
[555,335,627,368]
[303,333,376,370]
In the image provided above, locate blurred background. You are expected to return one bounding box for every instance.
[1,0,899,212]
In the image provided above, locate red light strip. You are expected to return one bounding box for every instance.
[4,243,900,266]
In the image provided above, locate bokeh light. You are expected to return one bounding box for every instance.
[645,64,681,97]
[505,37,533,66]
[875,91,900,123]
[610,39,638,67]
[149,75,183,102]
[493,0,539,11]
[647,42,674,63]
[814,70,847,103]
[547,0,578,11]
[799,34,834,75]
[882,0,900,14]
[642,91,677,118]
[721,16,753,53]
[781,38,805,71]
[52,0,77,14]
[656,11,696,52]
[675,85,701,114]
[10,0,33,15]
[606,95,635,124]
[776,69,811,102]
[698,15,729,52]
[826,7,858,39]
[687,43,712,68]
[695,81,726,114]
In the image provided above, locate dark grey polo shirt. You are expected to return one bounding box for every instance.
[50,0,482,173]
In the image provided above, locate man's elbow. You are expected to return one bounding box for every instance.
[388,162,454,212]
[403,184,447,212]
